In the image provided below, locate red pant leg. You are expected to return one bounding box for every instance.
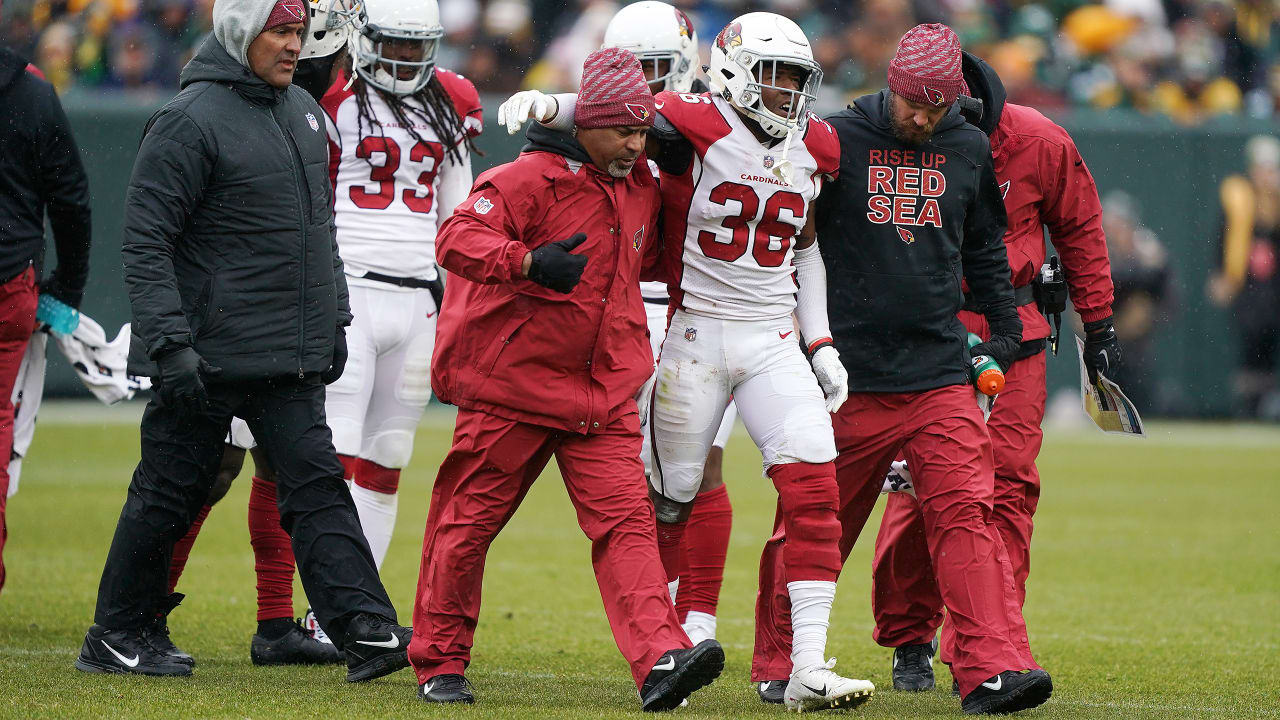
[750,395,904,682]
[871,493,941,648]
[986,351,1046,608]
[556,412,690,689]
[0,268,37,593]
[408,410,556,683]
[900,385,1035,697]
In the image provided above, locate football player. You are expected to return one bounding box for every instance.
[500,13,873,713]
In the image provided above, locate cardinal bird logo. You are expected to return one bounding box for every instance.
[923,86,946,106]
[625,103,651,122]
[999,180,1011,199]
[633,224,645,251]
[675,9,692,38]
[281,0,306,21]
[896,226,916,244]
[717,22,743,50]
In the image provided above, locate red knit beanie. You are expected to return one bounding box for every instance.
[262,0,306,33]
[576,47,655,129]
[887,24,966,107]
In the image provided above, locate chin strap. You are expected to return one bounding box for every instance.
[771,127,796,187]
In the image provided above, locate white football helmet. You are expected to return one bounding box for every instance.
[350,0,442,95]
[300,0,365,60]
[707,12,822,138]
[602,1,700,93]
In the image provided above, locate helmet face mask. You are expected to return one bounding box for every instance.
[602,1,700,93]
[300,0,365,60]
[350,0,442,96]
[708,13,822,138]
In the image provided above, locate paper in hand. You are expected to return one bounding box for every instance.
[1075,335,1145,437]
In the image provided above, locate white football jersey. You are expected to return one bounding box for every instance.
[655,92,840,321]
[321,69,482,282]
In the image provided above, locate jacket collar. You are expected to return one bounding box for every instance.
[180,36,286,106]
[522,122,598,168]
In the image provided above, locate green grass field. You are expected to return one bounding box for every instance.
[1,405,1277,719]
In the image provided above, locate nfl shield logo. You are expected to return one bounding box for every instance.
[473,196,493,215]
[305,112,319,132]
[763,155,775,170]
[684,327,697,342]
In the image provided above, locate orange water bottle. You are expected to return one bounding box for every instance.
[967,333,1005,396]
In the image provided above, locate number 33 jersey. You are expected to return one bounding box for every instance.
[321,69,483,281]
[654,91,840,321]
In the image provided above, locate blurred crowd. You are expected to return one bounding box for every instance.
[2,0,1278,122]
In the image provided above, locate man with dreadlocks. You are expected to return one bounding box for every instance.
[316,0,482,571]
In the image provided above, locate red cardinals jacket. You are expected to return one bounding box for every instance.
[431,124,663,433]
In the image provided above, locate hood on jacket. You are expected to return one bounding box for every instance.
[850,88,967,140]
[181,34,284,104]
[959,51,1007,136]
[0,45,29,92]
[213,0,307,68]
[521,121,595,166]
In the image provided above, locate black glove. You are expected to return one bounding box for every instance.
[38,273,83,310]
[527,232,589,293]
[970,334,1020,374]
[1082,317,1122,384]
[156,346,221,413]
[322,326,347,385]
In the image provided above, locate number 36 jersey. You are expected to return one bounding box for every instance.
[654,91,839,321]
[321,69,483,281]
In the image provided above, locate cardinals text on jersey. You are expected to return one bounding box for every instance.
[655,91,839,321]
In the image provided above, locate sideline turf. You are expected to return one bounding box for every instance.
[1,407,1277,719]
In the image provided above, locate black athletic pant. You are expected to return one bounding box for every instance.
[93,375,396,644]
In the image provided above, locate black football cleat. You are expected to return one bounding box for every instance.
[892,638,937,691]
[344,613,412,682]
[756,679,786,704]
[961,669,1053,715]
[75,624,192,676]
[251,620,343,665]
[143,593,194,667]
[640,639,725,712]
[419,673,476,704]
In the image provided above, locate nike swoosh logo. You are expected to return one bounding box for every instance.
[779,331,793,339]
[424,680,435,693]
[981,676,1003,691]
[426,311,437,318]
[802,683,827,696]
[101,640,139,667]
[356,634,400,649]
[653,656,676,671]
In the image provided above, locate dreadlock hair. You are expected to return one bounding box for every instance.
[351,67,481,166]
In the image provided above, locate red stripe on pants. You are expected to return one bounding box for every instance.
[248,476,296,621]
[751,386,1036,696]
[408,409,689,689]
[0,268,37,594]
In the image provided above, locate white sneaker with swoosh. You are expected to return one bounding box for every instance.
[784,658,875,712]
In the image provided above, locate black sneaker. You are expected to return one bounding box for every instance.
[74,625,193,676]
[419,674,476,704]
[344,613,412,682]
[961,669,1053,715]
[143,593,194,667]
[756,679,786,704]
[251,620,343,665]
[892,638,936,691]
[639,639,725,712]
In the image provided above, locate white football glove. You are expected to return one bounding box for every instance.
[496,90,558,136]
[880,460,915,496]
[810,345,848,413]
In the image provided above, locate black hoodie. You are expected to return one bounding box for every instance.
[123,37,350,381]
[0,45,91,306]
[817,89,1019,393]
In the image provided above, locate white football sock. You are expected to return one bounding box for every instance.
[351,484,398,570]
[682,610,717,645]
[788,580,836,673]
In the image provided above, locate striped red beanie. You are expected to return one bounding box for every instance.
[888,24,966,107]
[576,47,655,129]
[262,0,306,32]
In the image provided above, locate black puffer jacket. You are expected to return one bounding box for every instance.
[124,37,350,381]
[0,45,91,306]
[818,89,1018,392]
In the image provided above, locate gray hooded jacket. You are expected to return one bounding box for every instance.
[123,9,350,382]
